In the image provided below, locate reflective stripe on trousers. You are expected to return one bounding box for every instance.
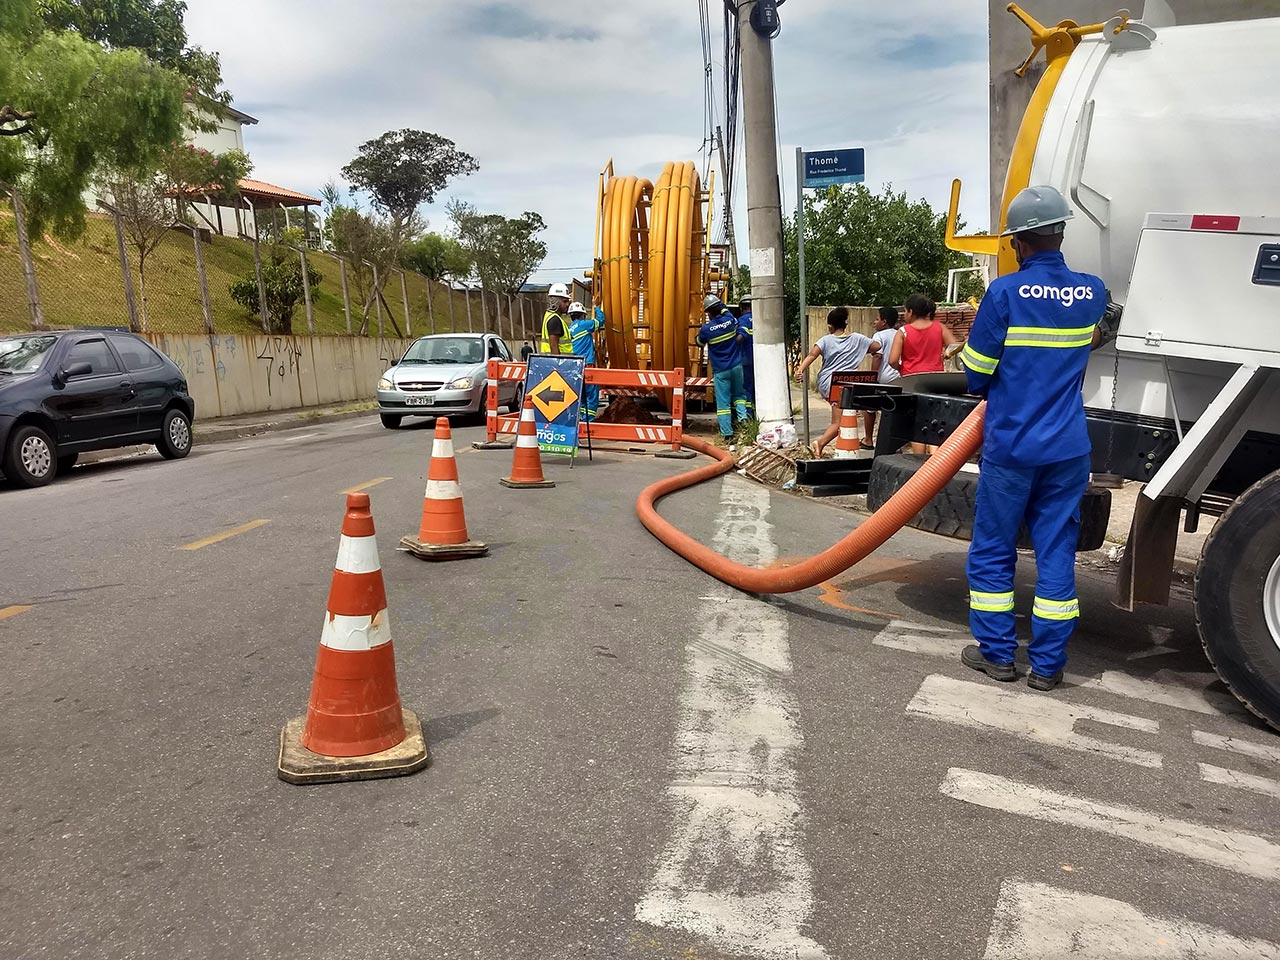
[966,453,1090,676]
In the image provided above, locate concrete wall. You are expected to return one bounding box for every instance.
[987,0,1278,228]
[146,333,412,420]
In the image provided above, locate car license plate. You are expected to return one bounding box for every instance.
[405,396,433,406]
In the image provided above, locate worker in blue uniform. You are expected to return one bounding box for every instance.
[567,297,606,421]
[736,296,755,416]
[697,294,748,449]
[959,185,1108,691]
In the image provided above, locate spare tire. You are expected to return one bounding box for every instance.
[866,453,1111,551]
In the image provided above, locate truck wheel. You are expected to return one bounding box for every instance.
[866,454,1111,551]
[1194,472,1280,731]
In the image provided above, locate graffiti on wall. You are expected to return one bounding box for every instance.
[255,336,305,397]
[144,333,411,419]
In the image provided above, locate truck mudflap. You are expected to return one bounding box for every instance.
[865,453,1112,552]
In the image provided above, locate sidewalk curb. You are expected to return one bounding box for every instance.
[78,406,380,466]
[195,406,378,444]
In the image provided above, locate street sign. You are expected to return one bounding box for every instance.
[803,148,865,188]
[525,355,585,457]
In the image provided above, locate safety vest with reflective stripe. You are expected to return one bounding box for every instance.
[737,310,754,367]
[540,309,575,355]
[696,309,742,369]
[960,250,1105,468]
[568,306,605,363]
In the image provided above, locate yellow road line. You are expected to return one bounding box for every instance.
[0,605,32,620]
[178,519,271,551]
[341,477,393,495]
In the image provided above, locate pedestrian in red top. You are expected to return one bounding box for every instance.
[889,293,958,454]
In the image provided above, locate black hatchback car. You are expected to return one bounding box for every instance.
[0,330,195,488]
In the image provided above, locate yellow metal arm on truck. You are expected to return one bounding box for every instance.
[1006,3,1130,76]
[945,178,1001,258]
[961,4,1133,275]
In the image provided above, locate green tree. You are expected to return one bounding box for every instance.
[37,0,230,111]
[96,169,174,331]
[341,129,478,244]
[320,181,399,335]
[400,232,470,282]
[159,143,251,223]
[0,0,188,239]
[782,182,971,344]
[229,245,321,335]
[447,201,547,295]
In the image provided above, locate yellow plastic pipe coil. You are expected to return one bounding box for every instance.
[597,161,710,399]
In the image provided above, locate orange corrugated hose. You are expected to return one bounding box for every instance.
[636,403,987,593]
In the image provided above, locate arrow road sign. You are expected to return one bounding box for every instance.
[529,368,579,422]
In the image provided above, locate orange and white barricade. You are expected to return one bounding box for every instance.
[479,360,695,459]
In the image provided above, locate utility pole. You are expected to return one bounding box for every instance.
[738,1,790,430]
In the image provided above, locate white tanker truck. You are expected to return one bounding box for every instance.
[860,2,1280,728]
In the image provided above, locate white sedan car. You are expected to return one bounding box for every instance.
[375,333,522,429]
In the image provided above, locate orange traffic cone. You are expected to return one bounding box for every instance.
[278,492,429,784]
[833,406,862,458]
[499,394,556,489]
[400,417,488,560]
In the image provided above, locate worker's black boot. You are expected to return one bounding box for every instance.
[1027,671,1064,691]
[961,644,1017,682]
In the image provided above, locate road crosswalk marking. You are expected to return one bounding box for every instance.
[1071,669,1247,718]
[1194,729,1280,764]
[636,477,827,959]
[871,622,1246,719]
[1199,763,1280,800]
[983,880,1280,959]
[907,674,1163,767]
[941,768,1280,881]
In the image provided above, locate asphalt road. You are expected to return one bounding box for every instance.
[1,415,1277,960]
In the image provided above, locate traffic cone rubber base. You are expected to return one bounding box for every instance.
[471,439,514,451]
[278,707,430,785]
[398,534,488,561]
[498,475,556,489]
[655,448,698,460]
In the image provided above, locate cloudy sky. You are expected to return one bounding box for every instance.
[185,0,990,283]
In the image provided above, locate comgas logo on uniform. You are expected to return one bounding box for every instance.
[1018,283,1095,307]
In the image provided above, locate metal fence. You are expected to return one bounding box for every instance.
[1,203,548,343]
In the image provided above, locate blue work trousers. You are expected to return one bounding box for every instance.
[966,453,1091,676]
[712,364,749,437]
[580,383,600,421]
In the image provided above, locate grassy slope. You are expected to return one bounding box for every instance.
[0,211,516,338]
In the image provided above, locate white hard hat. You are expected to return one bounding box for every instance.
[703,294,723,312]
[548,283,570,299]
[568,301,586,315]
